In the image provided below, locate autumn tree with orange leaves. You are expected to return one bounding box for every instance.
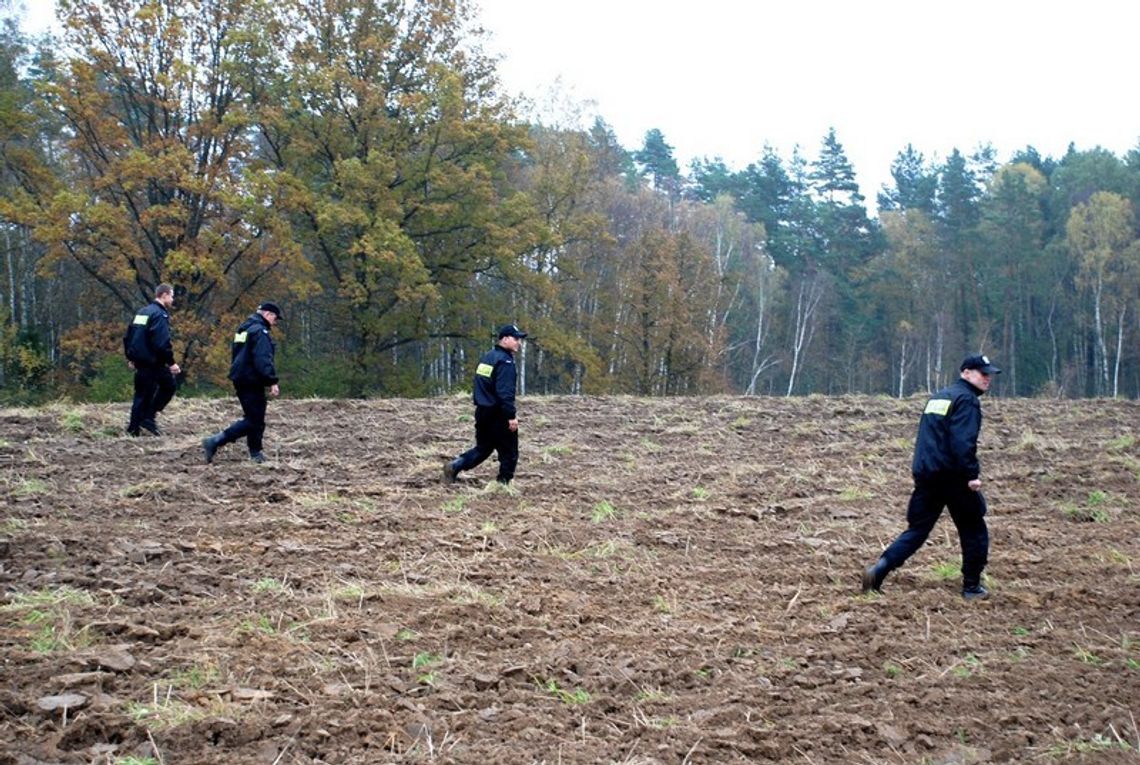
[5,0,313,380]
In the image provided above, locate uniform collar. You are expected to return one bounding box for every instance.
[958,377,985,396]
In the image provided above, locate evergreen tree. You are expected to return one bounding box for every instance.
[634,128,681,197]
[935,149,986,348]
[809,127,862,205]
[977,163,1049,395]
[689,156,743,203]
[878,144,937,214]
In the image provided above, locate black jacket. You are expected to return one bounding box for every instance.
[472,344,518,418]
[911,377,984,482]
[228,314,278,387]
[123,301,174,368]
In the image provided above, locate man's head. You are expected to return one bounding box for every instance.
[155,283,174,309]
[258,301,283,326]
[959,353,1001,393]
[496,323,527,352]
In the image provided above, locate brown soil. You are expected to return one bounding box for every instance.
[1,394,1138,764]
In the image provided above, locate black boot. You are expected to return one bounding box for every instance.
[861,558,890,593]
[202,433,224,464]
[962,582,989,600]
[442,460,459,484]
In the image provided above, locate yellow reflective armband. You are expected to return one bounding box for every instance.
[132,314,149,326]
[924,398,951,416]
[234,331,248,344]
[475,362,494,378]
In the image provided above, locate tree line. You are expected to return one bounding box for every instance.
[1,0,1138,402]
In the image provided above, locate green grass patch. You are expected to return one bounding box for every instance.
[5,586,95,611]
[1106,434,1135,451]
[12,477,49,497]
[450,584,502,608]
[1071,644,1103,666]
[930,561,961,580]
[441,496,467,513]
[236,615,277,636]
[1,517,28,534]
[639,438,662,453]
[1061,491,1112,523]
[60,410,85,433]
[951,653,982,678]
[166,664,220,690]
[332,583,365,601]
[539,678,590,705]
[591,500,618,523]
[251,578,287,593]
[4,586,98,653]
[540,444,572,463]
[1044,734,1133,758]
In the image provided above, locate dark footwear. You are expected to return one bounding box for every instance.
[861,559,889,593]
[141,420,161,436]
[126,428,140,437]
[202,434,222,464]
[442,460,458,484]
[249,452,266,464]
[962,584,990,601]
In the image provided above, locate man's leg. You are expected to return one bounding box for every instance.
[206,386,257,460]
[867,481,947,590]
[139,367,171,434]
[235,386,268,456]
[451,409,496,475]
[495,420,519,483]
[127,367,158,435]
[151,369,177,416]
[948,486,989,592]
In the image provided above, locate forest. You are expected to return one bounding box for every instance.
[1,0,1138,402]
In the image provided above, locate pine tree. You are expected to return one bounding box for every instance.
[634,128,681,197]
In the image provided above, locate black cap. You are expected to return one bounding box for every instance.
[258,301,283,320]
[960,354,1001,374]
[497,323,527,339]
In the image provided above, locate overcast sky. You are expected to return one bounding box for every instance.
[18,0,1140,203]
[475,0,1140,201]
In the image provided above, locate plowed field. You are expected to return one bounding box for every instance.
[1,394,1138,764]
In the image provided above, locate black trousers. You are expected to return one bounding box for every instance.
[220,384,268,455]
[454,407,518,482]
[879,477,989,588]
[128,365,176,431]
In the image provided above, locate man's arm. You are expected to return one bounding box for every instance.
[251,330,279,385]
[946,396,981,479]
[494,357,517,419]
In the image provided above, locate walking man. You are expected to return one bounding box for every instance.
[861,354,1001,600]
[443,324,527,485]
[123,283,180,436]
[202,302,282,464]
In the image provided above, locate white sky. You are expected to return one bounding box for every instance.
[17,0,1140,203]
[475,0,1140,202]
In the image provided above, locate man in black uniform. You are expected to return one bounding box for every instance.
[861,353,1001,600]
[202,302,282,464]
[123,283,181,436]
[443,324,527,485]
